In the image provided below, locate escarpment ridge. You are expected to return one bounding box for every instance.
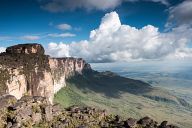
[0,43,91,103]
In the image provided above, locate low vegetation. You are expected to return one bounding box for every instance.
[54,71,192,128]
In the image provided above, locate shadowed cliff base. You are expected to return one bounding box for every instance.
[66,70,190,107]
[69,70,153,98]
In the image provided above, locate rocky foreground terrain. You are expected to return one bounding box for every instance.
[0,95,178,128]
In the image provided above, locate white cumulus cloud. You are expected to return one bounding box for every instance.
[47,42,70,57]
[47,11,192,62]
[0,47,6,53]
[166,0,192,28]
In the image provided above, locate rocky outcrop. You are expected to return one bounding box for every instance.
[0,43,91,103]
[0,95,179,128]
[6,43,45,55]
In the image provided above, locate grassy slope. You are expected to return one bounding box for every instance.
[54,71,192,128]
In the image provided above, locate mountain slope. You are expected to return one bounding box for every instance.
[54,71,192,128]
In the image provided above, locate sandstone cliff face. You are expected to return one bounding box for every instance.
[0,44,91,103]
[49,58,87,93]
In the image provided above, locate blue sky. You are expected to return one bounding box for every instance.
[0,0,180,45]
[0,0,192,62]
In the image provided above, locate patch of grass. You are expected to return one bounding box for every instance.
[54,85,86,108]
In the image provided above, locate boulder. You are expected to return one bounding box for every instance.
[0,95,17,109]
[159,121,168,128]
[115,115,121,122]
[32,113,42,124]
[99,121,109,128]
[52,104,62,116]
[124,118,137,128]
[33,96,46,103]
[10,123,21,128]
[18,106,32,116]
[68,105,79,112]
[44,105,53,121]
[19,96,34,104]
[9,101,26,111]
[17,110,31,121]
[60,118,70,126]
[77,125,89,128]
[52,122,63,128]
[138,116,153,126]
[13,116,22,124]
[6,122,12,128]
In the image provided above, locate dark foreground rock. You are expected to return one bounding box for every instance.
[0,95,179,128]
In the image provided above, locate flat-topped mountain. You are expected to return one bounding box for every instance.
[0,43,91,103]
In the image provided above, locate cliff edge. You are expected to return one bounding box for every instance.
[0,43,91,103]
